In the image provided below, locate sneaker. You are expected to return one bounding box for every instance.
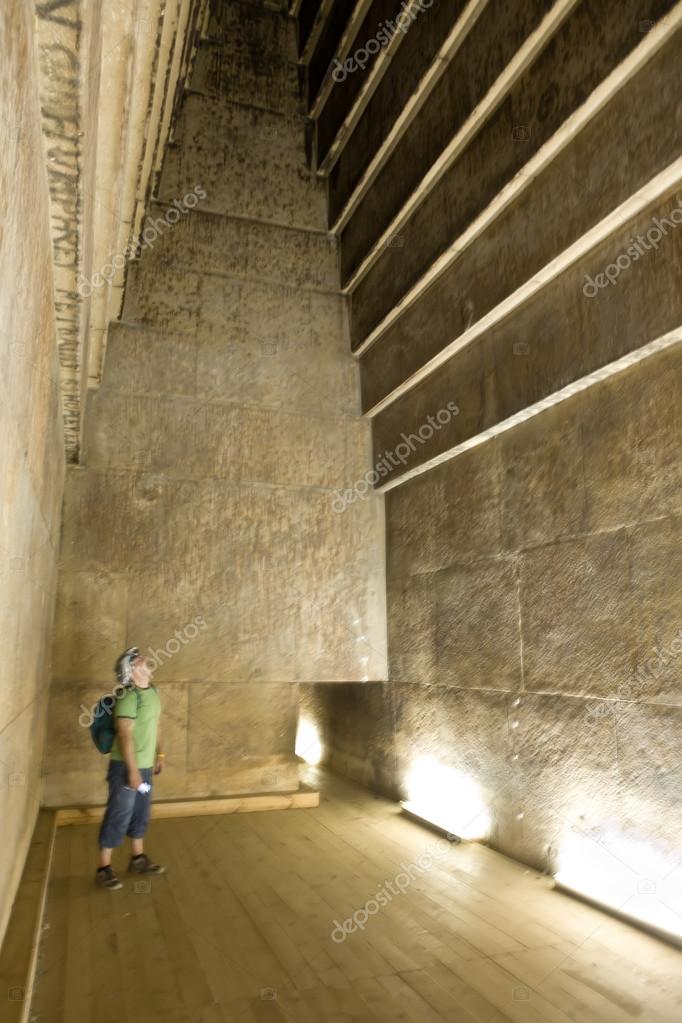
[96,866,123,890]
[128,854,165,874]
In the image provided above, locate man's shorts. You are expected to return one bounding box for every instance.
[98,759,153,848]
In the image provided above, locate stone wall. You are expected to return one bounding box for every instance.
[43,0,387,808]
[297,0,682,875]
[0,1,65,948]
[309,340,682,870]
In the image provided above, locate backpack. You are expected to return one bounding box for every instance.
[90,688,142,753]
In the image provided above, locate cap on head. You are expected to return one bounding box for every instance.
[114,646,140,686]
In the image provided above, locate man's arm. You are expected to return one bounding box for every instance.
[154,718,164,775]
[116,717,142,790]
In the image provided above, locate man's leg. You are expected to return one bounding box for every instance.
[97,761,136,886]
[127,769,165,873]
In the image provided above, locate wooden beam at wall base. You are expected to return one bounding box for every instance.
[0,811,57,1023]
[54,785,320,826]
[375,328,682,494]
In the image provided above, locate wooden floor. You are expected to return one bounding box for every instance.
[32,768,682,1023]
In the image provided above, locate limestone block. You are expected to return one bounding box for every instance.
[499,406,588,551]
[388,574,437,683]
[520,530,638,698]
[167,754,300,800]
[191,35,299,115]
[159,95,326,230]
[206,0,297,65]
[102,323,197,398]
[138,204,339,293]
[187,682,297,769]
[629,516,682,706]
[508,693,621,870]
[0,700,42,940]
[386,441,502,578]
[82,390,370,490]
[580,345,682,532]
[391,684,513,848]
[325,681,399,796]
[122,267,358,417]
[52,571,128,684]
[370,334,497,482]
[612,702,682,853]
[434,557,521,691]
[60,469,387,683]
[192,7,298,114]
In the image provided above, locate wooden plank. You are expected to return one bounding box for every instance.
[0,810,56,1023]
[28,768,682,1022]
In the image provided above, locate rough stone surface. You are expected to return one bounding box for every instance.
[45,2,387,808]
[360,30,682,410]
[161,94,326,230]
[312,344,682,869]
[371,184,682,484]
[347,0,678,342]
[0,0,65,948]
[195,1,298,114]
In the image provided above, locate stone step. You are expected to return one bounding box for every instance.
[328,0,468,226]
[191,42,300,116]
[191,0,301,118]
[206,0,296,62]
[358,29,682,412]
[159,94,326,231]
[82,386,371,491]
[346,0,678,346]
[370,185,682,489]
[138,202,339,294]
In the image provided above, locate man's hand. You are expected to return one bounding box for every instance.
[128,768,143,791]
[153,755,164,776]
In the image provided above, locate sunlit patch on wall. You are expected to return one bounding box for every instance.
[555,825,682,947]
[295,716,323,765]
[401,754,491,841]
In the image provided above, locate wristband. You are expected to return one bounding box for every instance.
[157,752,165,758]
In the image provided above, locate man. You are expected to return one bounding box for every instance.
[96,648,166,889]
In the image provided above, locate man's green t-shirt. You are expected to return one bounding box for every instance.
[110,686,161,769]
